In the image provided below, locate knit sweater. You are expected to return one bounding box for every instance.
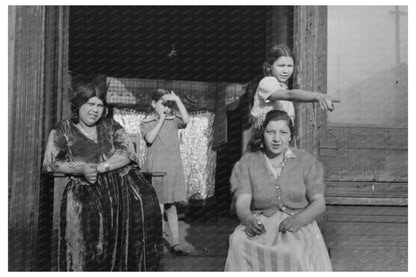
[230,148,325,216]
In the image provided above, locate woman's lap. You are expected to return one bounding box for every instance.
[59,170,162,271]
[226,211,331,271]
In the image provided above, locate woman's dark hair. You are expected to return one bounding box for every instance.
[262,44,295,76]
[247,110,295,152]
[70,77,108,124]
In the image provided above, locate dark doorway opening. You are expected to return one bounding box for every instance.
[69,6,267,83]
[68,6,269,221]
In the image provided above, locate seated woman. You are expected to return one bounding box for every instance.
[43,79,162,271]
[225,110,332,271]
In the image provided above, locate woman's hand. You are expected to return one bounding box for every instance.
[242,216,266,237]
[82,163,98,184]
[278,216,303,233]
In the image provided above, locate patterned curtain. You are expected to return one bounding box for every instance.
[113,108,216,201]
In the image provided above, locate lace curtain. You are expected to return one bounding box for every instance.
[113,108,216,201]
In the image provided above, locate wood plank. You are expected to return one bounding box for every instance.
[326,197,407,206]
[330,248,407,271]
[327,205,408,216]
[326,222,407,236]
[325,181,407,198]
[327,214,407,223]
[320,125,407,150]
[326,221,407,271]
[320,148,407,182]
[329,235,407,248]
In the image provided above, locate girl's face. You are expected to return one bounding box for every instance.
[263,119,291,157]
[270,56,294,83]
[152,99,172,116]
[78,97,104,126]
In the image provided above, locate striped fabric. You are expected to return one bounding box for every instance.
[225,211,332,271]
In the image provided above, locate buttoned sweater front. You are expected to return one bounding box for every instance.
[230,148,325,216]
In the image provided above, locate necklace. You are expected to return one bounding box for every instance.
[77,124,96,137]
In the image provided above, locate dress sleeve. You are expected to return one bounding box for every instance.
[140,119,155,138]
[304,158,325,199]
[112,119,140,164]
[258,76,281,101]
[230,155,252,196]
[42,122,70,172]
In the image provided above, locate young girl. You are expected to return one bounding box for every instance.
[250,44,339,128]
[140,88,189,256]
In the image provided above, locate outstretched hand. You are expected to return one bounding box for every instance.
[318,95,341,112]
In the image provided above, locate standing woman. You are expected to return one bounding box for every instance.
[225,110,332,271]
[43,80,162,271]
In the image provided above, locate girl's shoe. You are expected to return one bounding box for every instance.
[170,244,189,256]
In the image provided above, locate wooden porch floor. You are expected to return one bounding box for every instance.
[158,213,408,271]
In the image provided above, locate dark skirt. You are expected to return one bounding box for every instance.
[58,168,162,271]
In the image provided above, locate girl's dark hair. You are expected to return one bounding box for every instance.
[262,44,295,76]
[151,88,169,102]
[247,110,295,152]
[70,77,108,124]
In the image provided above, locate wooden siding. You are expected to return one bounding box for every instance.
[320,125,407,202]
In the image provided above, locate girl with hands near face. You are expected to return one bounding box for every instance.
[141,89,189,256]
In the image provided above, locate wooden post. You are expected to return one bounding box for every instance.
[8,6,47,271]
[8,6,69,271]
[293,6,327,157]
[292,6,330,245]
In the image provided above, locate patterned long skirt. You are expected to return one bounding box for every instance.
[225,211,332,271]
[58,168,162,271]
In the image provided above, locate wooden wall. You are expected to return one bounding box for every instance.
[320,125,407,205]
[320,125,407,271]
[8,6,69,271]
[293,6,407,271]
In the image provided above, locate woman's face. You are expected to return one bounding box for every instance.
[78,96,104,126]
[270,56,294,83]
[263,119,291,157]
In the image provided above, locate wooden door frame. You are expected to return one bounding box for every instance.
[293,6,328,156]
[8,6,70,271]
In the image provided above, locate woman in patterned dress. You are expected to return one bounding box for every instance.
[43,79,162,271]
